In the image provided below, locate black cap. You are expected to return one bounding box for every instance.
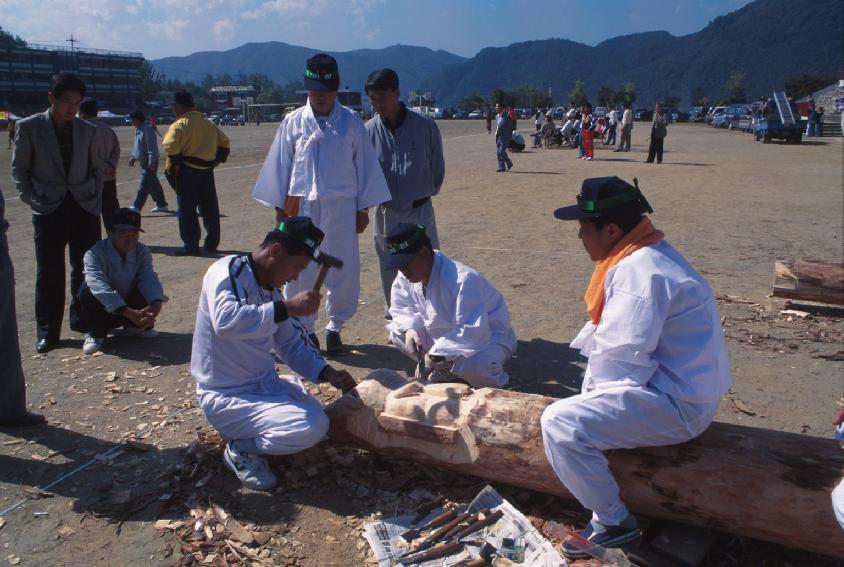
[386,223,431,269]
[110,208,144,232]
[269,216,325,260]
[365,68,399,92]
[304,53,340,92]
[129,110,145,122]
[554,176,653,221]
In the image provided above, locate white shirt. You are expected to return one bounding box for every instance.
[389,250,517,359]
[621,108,632,127]
[570,241,732,404]
[252,100,390,210]
[191,255,327,392]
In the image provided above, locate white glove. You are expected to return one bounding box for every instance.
[404,329,422,354]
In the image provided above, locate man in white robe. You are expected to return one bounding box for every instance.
[252,54,390,355]
[191,217,356,491]
[540,177,732,558]
[386,223,517,388]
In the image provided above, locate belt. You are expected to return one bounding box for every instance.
[412,197,431,208]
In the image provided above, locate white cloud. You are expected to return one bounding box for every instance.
[147,19,191,41]
[212,18,235,43]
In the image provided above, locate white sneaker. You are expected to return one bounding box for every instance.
[83,335,104,355]
[122,326,159,338]
[584,157,593,161]
[127,206,140,213]
[223,442,278,491]
[151,205,169,213]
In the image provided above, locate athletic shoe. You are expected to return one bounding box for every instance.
[127,206,140,213]
[495,168,505,172]
[584,157,593,161]
[121,326,159,338]
[151,205,169,213]
[83,335,104,355]
[223,441,278,491]
[506,163,513,171]
[560,516,640,560]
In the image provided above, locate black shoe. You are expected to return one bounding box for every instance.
[325,330,344,355]
[202,246,219,257]
[36,338,56,354]
[173,247,201,256]
[560,517,640,560]
[506,163,513,171]
[0,411,47,427]
[307,332,320,351]
[495,168,505,172]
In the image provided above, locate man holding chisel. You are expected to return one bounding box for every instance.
[190,217,356,491]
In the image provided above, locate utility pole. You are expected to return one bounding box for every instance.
[66,34,79,72]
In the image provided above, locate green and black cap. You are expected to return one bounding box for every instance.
[268,216,325,259]
[554,176,653,220]
[304,53,340,92]
[386,223,431,269]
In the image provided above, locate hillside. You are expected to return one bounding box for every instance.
[153,42,465,94]
[421,0,843,107]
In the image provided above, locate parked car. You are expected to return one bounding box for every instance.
[453,110,467,119]
[754,92,802,144]
[727,104,752,131]
[689,106,706,122]
[155,113,176,125]
[467,109,484,119]
[429,108,444,119]
[708,107,728,127]
[705,106,726,124]
[633,108,653,121]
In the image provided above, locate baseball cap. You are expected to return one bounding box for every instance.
[110,208,144,232]
[385,223,431,269]
[304,54,340,92]
[268,216,325,260]
[554,176,653,221]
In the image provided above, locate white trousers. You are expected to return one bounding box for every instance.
[540,385,718,526]
[390,329,511,388]
[284,196,359,333]
[198,374,328,456]
[373,201,439,308]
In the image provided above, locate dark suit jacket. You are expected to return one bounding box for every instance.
[11,109,101,215]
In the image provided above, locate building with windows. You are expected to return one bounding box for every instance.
[209,85,260,109]
[0,43,144,113]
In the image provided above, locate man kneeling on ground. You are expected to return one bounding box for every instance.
[540,177,731,558]
[78,208,167,354]
[191,217,356,490]
[386,223,517,388]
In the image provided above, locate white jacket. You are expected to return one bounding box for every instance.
[252,101,390,211]
[389,250,517,359]
[571,240,732,403]
[191,255,326,392]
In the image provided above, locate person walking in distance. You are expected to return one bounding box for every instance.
[129,111,169,214]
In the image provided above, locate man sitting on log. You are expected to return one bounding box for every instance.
[191,217,356,491]
[386,223,517,388]
[540,176,732,558]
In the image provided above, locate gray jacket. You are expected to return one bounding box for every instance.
[87,119,120,182]
[365,107,445,211]
[83,239,167,314]
[11,109,102,215]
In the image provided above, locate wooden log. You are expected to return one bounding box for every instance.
[326,370,844,558]
[772,257,844,305]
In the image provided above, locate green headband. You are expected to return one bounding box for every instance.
[277,221,319,249]
[576,178,654,214]
[305,69,335,80]
[387,225,427,254]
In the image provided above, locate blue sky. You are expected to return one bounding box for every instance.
[2,0,752,60]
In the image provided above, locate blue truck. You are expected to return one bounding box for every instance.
[754,91,802,144]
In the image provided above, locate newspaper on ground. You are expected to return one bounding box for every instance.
[363,485,566,566]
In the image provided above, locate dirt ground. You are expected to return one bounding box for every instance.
[0,119,841,566]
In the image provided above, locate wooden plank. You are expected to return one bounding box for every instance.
[772,257,844,305]
[327,370,844,558]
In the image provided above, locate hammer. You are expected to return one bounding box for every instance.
[312,250,343,293]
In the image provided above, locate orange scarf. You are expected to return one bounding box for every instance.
[585,217,664,324]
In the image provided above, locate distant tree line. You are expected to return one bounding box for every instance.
[0,26,27,49]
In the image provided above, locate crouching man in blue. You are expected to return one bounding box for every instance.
[78,208,167,355]
[540,177,731,558]
[387,224,517,388]
[191,217,356,491]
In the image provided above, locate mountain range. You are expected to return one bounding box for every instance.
[153,0,842,108]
